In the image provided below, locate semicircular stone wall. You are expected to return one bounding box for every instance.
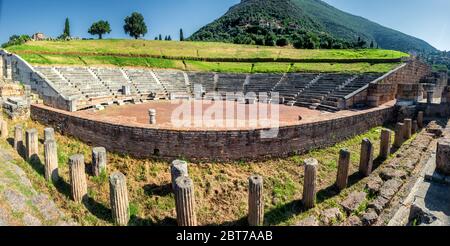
[30,103,395,162]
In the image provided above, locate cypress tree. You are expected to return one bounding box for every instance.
[180,29,184,41]
[64,18,71,38]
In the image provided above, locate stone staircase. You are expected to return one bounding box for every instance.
[318,73,382,112]
[295,74,354,109]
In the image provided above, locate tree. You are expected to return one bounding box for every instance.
[293,35,305,49]
[123,12,148,39]
[63,18,71,38]
[180,29,184,41]
[168,35,172,41]
[159,34,162,40]
[264,34,275,46]
[88,20,111,39]
[370,41,374,49]
[1,34,31,48]
[276,38,289,47]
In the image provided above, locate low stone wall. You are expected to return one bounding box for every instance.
[30,104,396,161]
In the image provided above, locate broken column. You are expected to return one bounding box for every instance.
[44,127,55,142]
[122,85,131,96]
[44,140,59,183]
[174,176,197,226]
[25,128,38,161]
[404,118,412,139]
[412,120,418,134]
[380,129,392,160]
[394,123,405,148]
[69,154,88,203]
[359,138,374,177]
[148,109,156,125]
[171,160,188,190]
[109,171,130,226]
[0,55,4,78]
[248,175,264,226]
[436,140,450,175]
[417,111,424,129]
[14,125,23,153]
[303,158,318,209]
[1,120,7,139]
[336,149,350,191]
[427,91,434,104]
[92,147,107,176]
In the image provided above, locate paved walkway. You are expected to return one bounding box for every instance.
[0,149,74,226]
[389,121,450,226]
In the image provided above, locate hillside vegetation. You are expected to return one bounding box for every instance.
[189,0,436,54]
[7,40,406,73]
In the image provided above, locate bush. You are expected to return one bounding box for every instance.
[264,34,275,46]
[276,38,289,47]
[1,34,31,48]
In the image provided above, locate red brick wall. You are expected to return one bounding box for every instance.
[31,104,395,161]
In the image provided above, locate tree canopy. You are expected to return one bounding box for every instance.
[123,12,148,39]
[88,20,112,39]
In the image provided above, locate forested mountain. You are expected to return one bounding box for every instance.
[189,0,437,53]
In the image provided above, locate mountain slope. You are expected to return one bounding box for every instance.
[189,0,437,53]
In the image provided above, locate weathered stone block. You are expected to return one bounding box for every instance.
[436,140,450,175]
[379,179,403,200]
[340,192,366,214]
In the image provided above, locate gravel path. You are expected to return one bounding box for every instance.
[0,149,75,226]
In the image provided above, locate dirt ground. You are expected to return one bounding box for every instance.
[74,100,396,131]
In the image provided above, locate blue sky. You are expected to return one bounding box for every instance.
[0,0,449,51]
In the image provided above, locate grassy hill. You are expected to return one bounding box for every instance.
[6,39,408,73]
[189,0,437,54]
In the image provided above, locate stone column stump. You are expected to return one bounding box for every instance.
[380,129,392,160]
[92,147,107,176]
[394,123,405,148]
[412,120,418,134]
[248,175,264,226]
[14,125,23,153]
[174,176,197,226]
[1,120,7,139]
[149,109,157,125]
[404,118,412,139]
[25,129,39,161]
[359,138,374,177]
[44,127,55,142]
[69,154,88,203]
[44,140,59,183]
[436,140,450,175]
[109,171,130,226]
[427,91,434,104]
[171,160,188,190]
[417,111,424,129]
[336,149,350,191]
[302,159,318,209]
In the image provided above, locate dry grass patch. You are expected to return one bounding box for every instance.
[1,116,398,226]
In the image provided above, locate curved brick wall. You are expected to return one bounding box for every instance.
[30,104,395,161]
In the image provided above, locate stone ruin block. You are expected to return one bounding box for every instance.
[436,139,450,175]
[396,83,422,103]
[2,97,30,120]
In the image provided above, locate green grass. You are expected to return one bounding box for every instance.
[6,39,408,74]
[19,53,401,74]
[8,39,409,60]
